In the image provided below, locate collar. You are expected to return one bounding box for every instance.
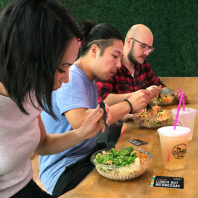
[121,60,147,77]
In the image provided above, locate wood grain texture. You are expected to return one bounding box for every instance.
[60,77,198,198]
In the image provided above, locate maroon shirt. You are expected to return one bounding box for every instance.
[96,61,165,103]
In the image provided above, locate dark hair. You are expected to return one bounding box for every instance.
[0,0,83,118]
[79,21,123,56]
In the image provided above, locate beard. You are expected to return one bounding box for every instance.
[128,45,144,66]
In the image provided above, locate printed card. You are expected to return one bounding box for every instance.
[151,176,184,189]
[128,139,148,146]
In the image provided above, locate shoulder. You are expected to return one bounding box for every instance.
[69,64,83,78]
[25,91,43,114]
[69,64,90,83]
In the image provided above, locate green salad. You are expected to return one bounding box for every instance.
[94,147,137,167]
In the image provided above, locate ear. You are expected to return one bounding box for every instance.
[90,44,100,58]
[126,37,132,48]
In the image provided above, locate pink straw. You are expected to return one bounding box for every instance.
[178,87,185,111]
[173,92,184,130]
[168,89,184,161]
[167,152,170,162]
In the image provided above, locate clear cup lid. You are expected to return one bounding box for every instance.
[157,126,191,136]
[172,108,197,115]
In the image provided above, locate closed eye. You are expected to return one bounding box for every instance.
[58,68,65,73]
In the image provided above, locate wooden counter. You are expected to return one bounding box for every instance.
[60,77,198,198]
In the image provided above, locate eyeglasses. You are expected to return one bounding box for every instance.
[131,38,154,53]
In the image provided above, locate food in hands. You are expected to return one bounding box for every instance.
[151,93,174,104]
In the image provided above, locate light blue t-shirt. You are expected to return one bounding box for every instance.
[39,64,98,193]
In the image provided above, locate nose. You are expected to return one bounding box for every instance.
[62,73,69,84]
[144,48,150,56]
[116,60,121,68]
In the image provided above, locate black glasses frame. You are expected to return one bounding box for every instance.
[131,38,154,53]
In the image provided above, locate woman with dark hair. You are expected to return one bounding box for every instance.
[0,1,110,198]
[40,21,150,196]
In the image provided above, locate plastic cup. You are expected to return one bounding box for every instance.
[172,108,197,141]
[157,126,190,170]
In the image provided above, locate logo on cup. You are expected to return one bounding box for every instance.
[172,144,187,159]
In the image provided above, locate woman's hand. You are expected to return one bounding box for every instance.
[35,104,111,156]
[77,104,111,140]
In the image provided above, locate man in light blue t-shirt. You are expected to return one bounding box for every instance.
[39,22,150,197]
[39,64,98,194]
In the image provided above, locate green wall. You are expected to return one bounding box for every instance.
[1,0,198,76]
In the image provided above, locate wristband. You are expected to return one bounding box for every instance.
[124,99,133,114]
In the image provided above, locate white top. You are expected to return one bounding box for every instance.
[131,69,134,78]
[0,92,42,197]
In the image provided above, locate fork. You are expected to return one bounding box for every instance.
[141,84,152,110]
[157,83,162,99]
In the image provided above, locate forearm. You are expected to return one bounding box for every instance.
[35,106,107,156]
[109,101,131,124]
[104,93,132,106]
[65,108,94,129]
[35,115,85,156]
[35,129,83,156]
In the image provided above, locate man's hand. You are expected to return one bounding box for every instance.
[174,91,188,103]
[127,89,150,113]
[146,85,162,99]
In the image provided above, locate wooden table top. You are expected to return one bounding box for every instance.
[60,77,198,198]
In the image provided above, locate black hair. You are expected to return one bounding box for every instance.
[0,0,83,118]
[79,21,123,56]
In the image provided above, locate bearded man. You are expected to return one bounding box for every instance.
[96,24,188,107]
